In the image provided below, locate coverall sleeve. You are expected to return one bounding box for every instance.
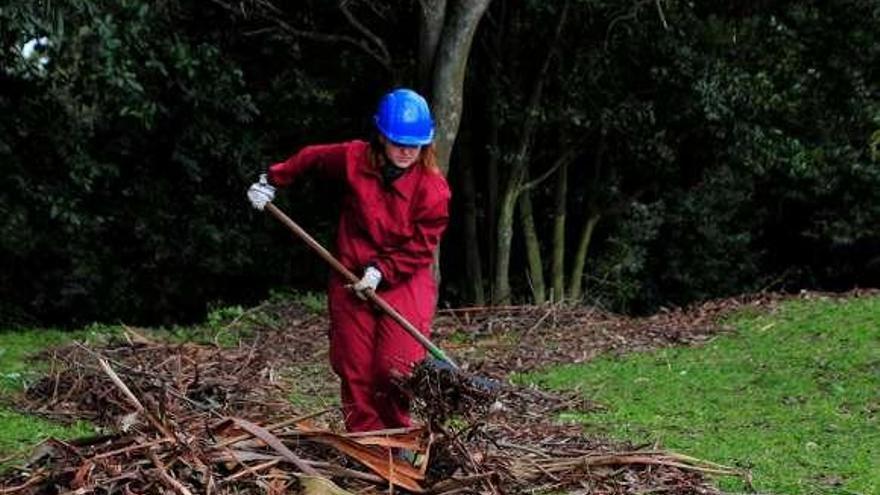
[372,182,451,286]
[267,142,348,187]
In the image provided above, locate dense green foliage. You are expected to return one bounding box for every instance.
[1,1,367,325]
[1,1,878,324]
[644,2,880,308]
[525,296,880,493]
[470,1,880,311]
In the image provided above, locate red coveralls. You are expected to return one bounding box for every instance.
[268,140,451,432]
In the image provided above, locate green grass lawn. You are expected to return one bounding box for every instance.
[525,297,880,494]
[0,328,96,460]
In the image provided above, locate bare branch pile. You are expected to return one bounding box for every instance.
[2,331,432,493]
[0,299,759,493]
[402,361,738,494]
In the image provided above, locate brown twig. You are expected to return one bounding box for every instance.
[229,418,320,476]
[148,451,194,495]
[98,358,177,441]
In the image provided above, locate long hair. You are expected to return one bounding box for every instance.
[368,135,441,175]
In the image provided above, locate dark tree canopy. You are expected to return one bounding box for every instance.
[1,0,878,326]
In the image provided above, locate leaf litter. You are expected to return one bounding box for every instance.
[4,290,865,493]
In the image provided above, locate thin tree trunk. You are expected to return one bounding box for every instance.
[491,2,568,305]
[483,2,505,303]
[518,188,545,304]
[551,160,568,302]
[494,189,518,304]
[486,80,500,302]
[492,143,530,305]
[516,149,576,304]
[568,213,601,302]
[459,132,485,305]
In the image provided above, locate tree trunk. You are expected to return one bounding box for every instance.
[568,212,601,302]
[429,0,492,174]
[490,1,567,305]
[551,159,568,302]
[418,0,447,92]
[493,188,518,304]
[518,188,545,304]
[459,130,485,305]
[491,146,528,306]
[485,80,500,302]
[418,0,490,288]
[482,2,505,303]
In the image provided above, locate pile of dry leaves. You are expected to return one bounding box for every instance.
[0,291,815,494]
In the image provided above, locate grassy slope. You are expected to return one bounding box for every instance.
[0,329,94,458]
[525,297,880,494]
[0,292,320,461]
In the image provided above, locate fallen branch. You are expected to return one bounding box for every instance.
[148,451,194,495]
[98,358,177,441]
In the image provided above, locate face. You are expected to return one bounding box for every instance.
[382,138,422,168]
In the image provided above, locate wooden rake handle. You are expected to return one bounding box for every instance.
[264,202,459,370]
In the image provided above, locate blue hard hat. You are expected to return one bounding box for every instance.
[374,88,434,146]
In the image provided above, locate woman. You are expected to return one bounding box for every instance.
[247,88,451,433]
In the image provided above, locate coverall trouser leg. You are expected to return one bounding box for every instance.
[328,272,434,432]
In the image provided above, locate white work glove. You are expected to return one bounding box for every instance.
[247,173,276,210]
[349,266,382,300]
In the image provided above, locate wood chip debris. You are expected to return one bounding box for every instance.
[0,294,811,494]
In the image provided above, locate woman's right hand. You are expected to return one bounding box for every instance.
[247,173,276,210]
[348,266,383,300]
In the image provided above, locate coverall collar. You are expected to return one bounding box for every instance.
[361,162,419,200]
